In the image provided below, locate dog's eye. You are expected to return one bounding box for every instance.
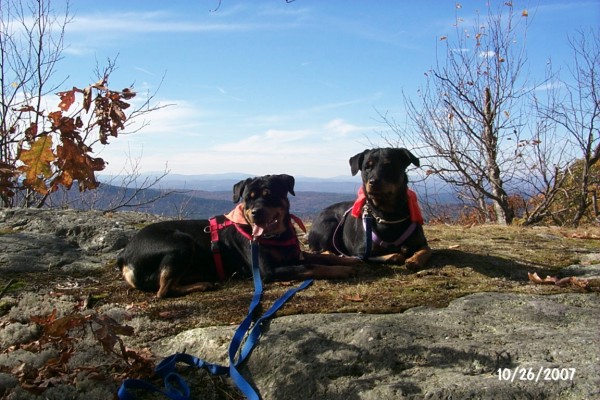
[262,189,271,197]
[249,191,256,199]
[365,160,374,169]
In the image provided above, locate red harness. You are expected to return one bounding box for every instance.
[208,213,307,281]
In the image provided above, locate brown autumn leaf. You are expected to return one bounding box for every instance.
[15,105,36,113]
[91,314,134,360]
[570,278,589,289]
[527,272,552,284]
[528,272,589,289]
[121,87,136,100]
[91,77,108,90]
[24,122,38,140]
[53,138,105,191]
[93,314,134,337]
[110,104,126,126]
[44,314,87,337]
[83,86,92,112]
[29,308,58,325]
[158,310,190,319]
[57,88,76,112]
[48,110,80,136]
[571,232,600,240]
[343,294,363,302]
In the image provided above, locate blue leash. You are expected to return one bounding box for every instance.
[363,214,373,260]
[118,240,313,400]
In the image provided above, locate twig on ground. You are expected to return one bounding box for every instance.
[0,279,15,299]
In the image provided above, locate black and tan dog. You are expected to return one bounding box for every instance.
[308,148,431,270]
[118,174,358,298]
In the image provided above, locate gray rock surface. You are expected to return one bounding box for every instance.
[0,208,163,272]
[155,292,600,400]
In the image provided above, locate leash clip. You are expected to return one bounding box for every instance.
[362,204,371,219]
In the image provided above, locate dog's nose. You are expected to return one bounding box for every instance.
[251,208,263,219]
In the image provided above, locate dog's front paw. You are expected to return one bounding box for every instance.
[369,253,406,265]
[405,248,432,272]
[405,258,423,272]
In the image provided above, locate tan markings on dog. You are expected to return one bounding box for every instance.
[368,246,431,270]
[369,254,406,264]
[156,266,214,297]
[173,282,215,296]
[405,247,432,271]
[302,252,364,267]
[365,182,404,212]
[157,268,176,298]
[243,205,288,236]
[121,264,136,289]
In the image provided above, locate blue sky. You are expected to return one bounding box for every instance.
[54,0,599,178]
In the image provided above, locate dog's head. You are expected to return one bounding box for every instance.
[349,148,419,211]
[233,174,295,237]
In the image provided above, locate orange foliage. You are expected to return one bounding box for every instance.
[1,79,136,203]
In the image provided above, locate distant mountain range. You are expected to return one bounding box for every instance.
[56,173,459,220]
[132,172,364,193]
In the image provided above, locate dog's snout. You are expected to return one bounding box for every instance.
[368,177,380,185]
[251,208,264,219]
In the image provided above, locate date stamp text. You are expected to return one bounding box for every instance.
[498,367,576,383]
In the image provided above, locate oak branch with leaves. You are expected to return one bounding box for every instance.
[1,79,136,207]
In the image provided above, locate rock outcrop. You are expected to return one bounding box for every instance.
[155,292,600,400]
[0,208,598,399]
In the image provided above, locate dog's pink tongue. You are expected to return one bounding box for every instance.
[252,224,264,238]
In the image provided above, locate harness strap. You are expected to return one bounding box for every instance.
[364,219,417,249]
[335,207,417,260]
[230,215,305,247]
[209,217,232,281]
[208,213,307,281]
[332,208,352,257]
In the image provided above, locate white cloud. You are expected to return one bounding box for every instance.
[122,98,212,138]
[99,117,371,177]
[479,50,496,58]
[325,118,370,136]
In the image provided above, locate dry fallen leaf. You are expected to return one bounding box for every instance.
[571,232,600,240]
[158,309,190,319]
[528,272,589,289]
[343,294,363,302]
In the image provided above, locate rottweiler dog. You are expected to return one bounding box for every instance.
[118,174,358,298]
[308,148,431,270]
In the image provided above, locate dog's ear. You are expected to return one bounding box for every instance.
[396,148,420,169]
[275,174,296,196]
[349,149,370,176]
[232,178,253,203]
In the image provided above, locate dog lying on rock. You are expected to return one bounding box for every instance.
[118,174,359,297]
[308,148,431,271]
